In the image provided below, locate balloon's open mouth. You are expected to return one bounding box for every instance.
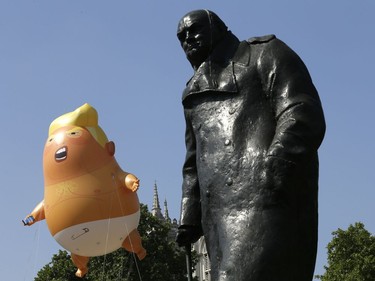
[55,146,67,162]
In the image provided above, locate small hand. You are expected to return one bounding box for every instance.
[125,174,140,192]
[22,215,35,226]
[176,225,203,247]
[264,156,296,189]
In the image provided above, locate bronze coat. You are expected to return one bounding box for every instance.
[180,33,325,280]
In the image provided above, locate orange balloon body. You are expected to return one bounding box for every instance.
[24,104,146,277]
[43,125,140,256]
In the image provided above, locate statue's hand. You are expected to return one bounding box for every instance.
[264,156,296,189]
[261,156,297,207]
[176,225,203,247]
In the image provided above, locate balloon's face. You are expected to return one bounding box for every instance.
[43,126,112,184]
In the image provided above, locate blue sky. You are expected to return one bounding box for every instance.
[1,1,374,280]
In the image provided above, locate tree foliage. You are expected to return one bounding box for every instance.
[35,204,189,281]
[35,250,79,281]
[316,222,375,281]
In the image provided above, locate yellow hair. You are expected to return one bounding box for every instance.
[49,103,108,147]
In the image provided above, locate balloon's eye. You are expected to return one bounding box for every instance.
[67,130,82,138]
[46,136,55,146]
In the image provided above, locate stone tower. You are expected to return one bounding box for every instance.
[151,181,164,220]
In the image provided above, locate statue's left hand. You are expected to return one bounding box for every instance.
[176,225,203,247]
[264,156,296,189]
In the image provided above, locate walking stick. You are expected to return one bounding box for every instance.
[185,244,193,281]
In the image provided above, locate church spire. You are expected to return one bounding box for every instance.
[151,181,163,220]
[164,199,171,223]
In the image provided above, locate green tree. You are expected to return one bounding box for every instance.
[316,222,375,281]
[35,204,190,281]
[35,250,80,281]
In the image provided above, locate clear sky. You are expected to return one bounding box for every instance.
[1,1,374,280]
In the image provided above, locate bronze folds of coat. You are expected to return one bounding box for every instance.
[180,32,325,281]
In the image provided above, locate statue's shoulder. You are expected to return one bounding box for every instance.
[247,34,276,44]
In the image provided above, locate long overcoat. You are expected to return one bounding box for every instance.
[179,32,326,281]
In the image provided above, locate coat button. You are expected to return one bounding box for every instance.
[226,177,233,186]
[224,139,231,146]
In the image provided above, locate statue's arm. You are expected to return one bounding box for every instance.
[180,109,202,228]
[264,39,326,164]
[176,109,203,246]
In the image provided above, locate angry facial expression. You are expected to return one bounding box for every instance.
[43,126,112,184]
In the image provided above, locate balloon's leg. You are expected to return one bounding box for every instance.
[122,229,146,260]
[71,253,90,278]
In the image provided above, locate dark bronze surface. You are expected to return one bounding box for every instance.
[176,10,325,281]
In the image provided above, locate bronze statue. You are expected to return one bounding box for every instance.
[175,10,326,281]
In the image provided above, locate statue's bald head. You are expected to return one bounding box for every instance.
[177,10,228,70]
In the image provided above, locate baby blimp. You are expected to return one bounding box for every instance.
[23,103,146,277]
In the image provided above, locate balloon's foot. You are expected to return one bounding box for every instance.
[75,268,88,278]
[136,248,147,260]
[122,229,146,260]
[71,254,89,278]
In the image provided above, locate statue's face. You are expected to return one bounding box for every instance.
[177,11,213,69]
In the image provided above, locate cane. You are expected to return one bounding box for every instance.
[185,244,193,281]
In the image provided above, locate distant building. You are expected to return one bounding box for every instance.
[150,181,211,281]
[151,181,178,240]
[193,237,211,281]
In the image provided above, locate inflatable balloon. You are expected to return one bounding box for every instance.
[23,103,146,277]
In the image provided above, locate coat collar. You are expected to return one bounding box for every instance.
[182,33,250,103]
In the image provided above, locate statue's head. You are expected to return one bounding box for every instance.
[177,10,228,70]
